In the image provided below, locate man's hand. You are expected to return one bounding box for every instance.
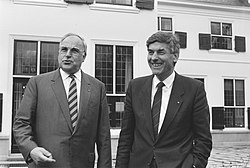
[30,147,56,165]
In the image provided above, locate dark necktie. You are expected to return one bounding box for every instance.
[68,75,78,130]
[152,82,165,139]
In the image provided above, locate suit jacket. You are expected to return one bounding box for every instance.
[116,73,212,168]
[13,69,111,168]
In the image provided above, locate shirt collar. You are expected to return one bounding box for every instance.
[153,71,175,89]
[60,68,81,81]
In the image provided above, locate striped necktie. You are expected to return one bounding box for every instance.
[68,75,78,130]
[152,82,165,139]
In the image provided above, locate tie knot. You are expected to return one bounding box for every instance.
[157,82,165,89]
[69,74,75,79]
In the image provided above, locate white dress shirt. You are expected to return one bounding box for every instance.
[60,68,81,110]
[151,71,175,133]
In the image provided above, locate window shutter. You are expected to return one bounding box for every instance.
[64,0,93,4]
[199,33,211,50]
[248,107,250,129]
[235,36,246,52]
[136,0,154,10]
[212,107,225,129]
[175,31,187,49]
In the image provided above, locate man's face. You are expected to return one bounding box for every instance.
[58,36,85,74]
[147,42,178,81]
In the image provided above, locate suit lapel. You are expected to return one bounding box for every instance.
[157,73,184,141]
[51,69,73,133]
[139,75,155,141]
[73,71,91,134]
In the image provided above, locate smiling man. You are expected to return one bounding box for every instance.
[13,33,112,168]
[115,31,212,168]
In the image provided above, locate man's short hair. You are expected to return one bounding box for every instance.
[146,31,180,55]
[60,33,87,56]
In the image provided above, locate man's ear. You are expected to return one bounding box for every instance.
[173,53,179,62]
[81,54,86,62]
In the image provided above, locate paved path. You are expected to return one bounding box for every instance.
[207,143,250,168]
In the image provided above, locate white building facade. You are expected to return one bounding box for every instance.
[157,0,250,143]
[0,0,250,167]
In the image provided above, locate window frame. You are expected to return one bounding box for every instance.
[90,0,139,14]
[13,40,38,76]
[92,39,136,94]
[92,39,136,131]
[158,16,173,32]
[95,0,132,6]
[223,78,247,129]
[210,21,233,50]
[40,41,60,74]
[95,44,133,95]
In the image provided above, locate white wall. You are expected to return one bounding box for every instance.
[158,0,250,108]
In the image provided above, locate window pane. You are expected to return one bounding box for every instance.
[116,46,133,94]
[211,22,221,35]
[222,23,232,36]
[235,80,245,106]
[224,108,234,127]
[107,96,125,128]
[211,36,219,49]
[14,40,37,75]
[0,93,2,132]
[161,17,172,31]
[211,36,232,50]
[40,42,59,74]
[224,108,244,128]
[115,0,131,5]
[224,79,234,106]
[11,78,30,153]
[96,0,132,5]
[234,108,244,127]
[95,45,113,94]
[96,0,112,4]
[223,37,232,50]
[157,17,160,31]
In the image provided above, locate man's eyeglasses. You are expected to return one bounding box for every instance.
[59,46,84,55]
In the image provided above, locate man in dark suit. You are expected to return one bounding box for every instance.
[115,31,212,168]
[13,33,112,168]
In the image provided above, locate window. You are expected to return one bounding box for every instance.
[0,93,2,132]
[12,40,59,153]
[158,17,172,31]
[40,42,59,73]
[96,0,132,6]
[211,22,232,50]
[95,44,133,128]
[14,41,37,75]
[157,18,187,49]
[175,31,187,49]
[224,79,245,128]
[90,0,139,14]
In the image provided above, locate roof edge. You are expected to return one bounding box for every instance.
[158,0,250,13]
